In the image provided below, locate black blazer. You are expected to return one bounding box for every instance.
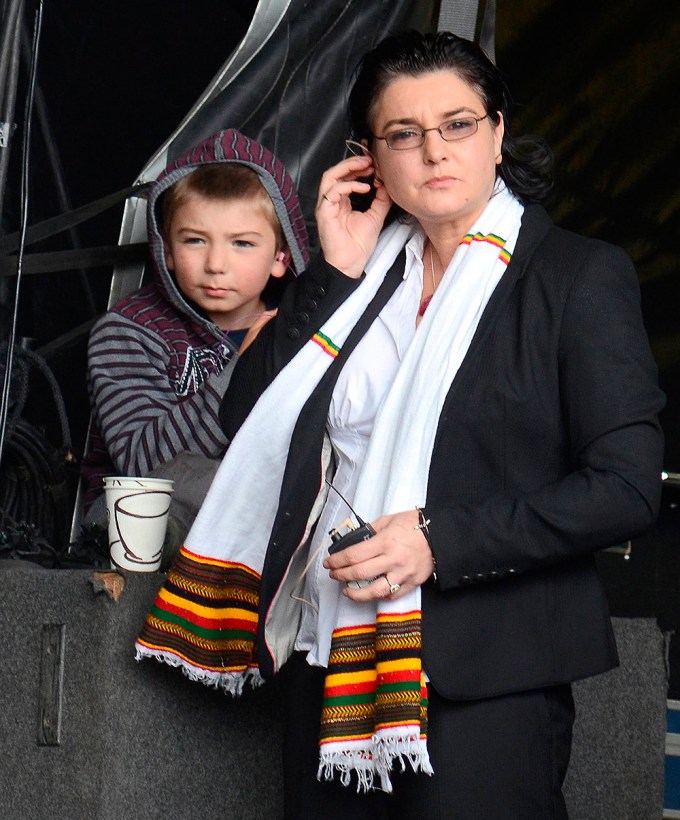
[220,205,665,699]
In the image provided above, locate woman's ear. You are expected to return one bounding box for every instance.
[360,139,383,187]
[493,112,505,163]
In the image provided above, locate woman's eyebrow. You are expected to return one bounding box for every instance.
[380,107,476,130]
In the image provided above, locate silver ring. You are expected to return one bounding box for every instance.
[384,574,401,595]
[322,193,334,204]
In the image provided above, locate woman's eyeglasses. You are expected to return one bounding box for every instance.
[373,115,488,151]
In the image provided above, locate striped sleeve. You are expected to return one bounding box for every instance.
[87,313,234,477]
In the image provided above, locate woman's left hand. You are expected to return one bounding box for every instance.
[323,510,435,602]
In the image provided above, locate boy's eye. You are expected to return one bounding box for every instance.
[183,236,205,245]
[233,239,255,248]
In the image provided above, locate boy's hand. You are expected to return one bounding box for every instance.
[315,155,392,279]
[239,309,277,353]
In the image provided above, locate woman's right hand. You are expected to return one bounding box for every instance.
[315,155,393,279]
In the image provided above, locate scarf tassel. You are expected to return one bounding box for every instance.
[318,734,433,794]
[134,643,263,695]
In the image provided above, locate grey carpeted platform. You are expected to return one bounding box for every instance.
[0,566,284,820]
[564,616,668,819]
[0,566,667,819]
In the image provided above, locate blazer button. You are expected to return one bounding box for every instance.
[312,285,326,298]
[489,571,501,581]
[305,298,318,311]
[296,311,310,324]
[473,573,486,584]
[287,327,301,340]
[283,511,292,520]
[459,575,472,586]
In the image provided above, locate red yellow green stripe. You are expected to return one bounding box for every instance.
[460,231,512,265]
[179,546,260,574]
[332,622,376,637]
[157,586,257,619]
[376,610,421,624]
[311,331,340,358]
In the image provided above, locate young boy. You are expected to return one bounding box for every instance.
[82,129,309,538]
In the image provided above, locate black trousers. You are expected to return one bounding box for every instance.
[279,651,574,820]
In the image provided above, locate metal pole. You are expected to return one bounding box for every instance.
[0,0,24,221]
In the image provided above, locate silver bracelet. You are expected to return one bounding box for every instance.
[415,507,437,584]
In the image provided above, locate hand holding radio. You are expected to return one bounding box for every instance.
[324,506,435,601]
[328,517,376,554]
[327,517,378,590]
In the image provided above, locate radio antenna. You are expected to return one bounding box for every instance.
[324,479,369,526]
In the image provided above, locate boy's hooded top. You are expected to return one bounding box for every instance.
[83,130,309,509]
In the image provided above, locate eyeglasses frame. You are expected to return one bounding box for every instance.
[372,114,489,151]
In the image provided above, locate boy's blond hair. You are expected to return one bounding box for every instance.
[161,164,286,251]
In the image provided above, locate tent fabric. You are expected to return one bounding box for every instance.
[167,0,439,245]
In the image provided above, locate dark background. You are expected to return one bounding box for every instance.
[1,0,259,451]
[3,0,677,465]
[1,0,679,686]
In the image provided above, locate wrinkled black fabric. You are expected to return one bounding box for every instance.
[168,0,438,249]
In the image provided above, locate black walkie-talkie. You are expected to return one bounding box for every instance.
[326,481,376,555]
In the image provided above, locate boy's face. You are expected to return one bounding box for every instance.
[163,193,287,331]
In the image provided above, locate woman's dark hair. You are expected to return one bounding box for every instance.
[348,30,553,203]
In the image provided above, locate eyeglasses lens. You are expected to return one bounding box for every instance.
[385,118,480,150]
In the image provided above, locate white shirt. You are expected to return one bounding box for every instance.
[294,230,427,665]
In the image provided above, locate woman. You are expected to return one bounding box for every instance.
[137,31,664,819]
